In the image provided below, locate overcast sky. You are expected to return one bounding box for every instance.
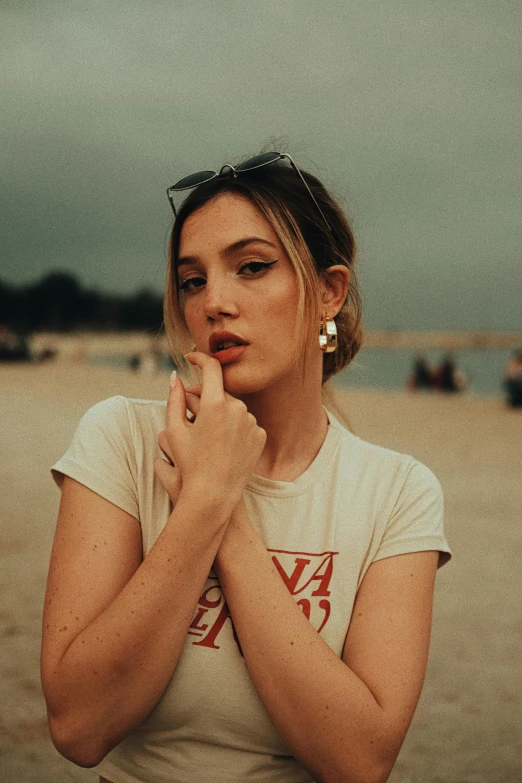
[1,0,520,330]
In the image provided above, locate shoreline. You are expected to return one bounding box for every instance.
[27,329,522,360]
[18,353,512,401]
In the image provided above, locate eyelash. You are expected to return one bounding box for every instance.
[179,259,278,293]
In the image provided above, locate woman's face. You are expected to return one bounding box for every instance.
[177,192,313,396]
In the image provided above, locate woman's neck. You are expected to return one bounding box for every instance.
[238,364,329,482]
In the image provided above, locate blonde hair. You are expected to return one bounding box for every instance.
[164,158,362,399]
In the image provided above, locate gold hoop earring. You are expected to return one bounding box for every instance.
[319,314,337,353]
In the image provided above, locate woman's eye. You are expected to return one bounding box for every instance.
[179,260,277,290]
[179,276,206,292]
[239,260,278,276]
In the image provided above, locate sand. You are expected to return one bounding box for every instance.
[1,361,521,782]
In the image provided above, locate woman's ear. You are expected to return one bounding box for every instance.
[321,266,350,317]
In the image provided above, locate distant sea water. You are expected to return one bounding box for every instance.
[335,347,516,397]
[92,346,517,398]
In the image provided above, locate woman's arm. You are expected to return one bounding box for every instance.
[41,359,266,768]
[41,478,231,767]
[216,502,439,783]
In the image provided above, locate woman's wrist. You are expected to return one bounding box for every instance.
[173,483,236,528]
[216,499,258,566]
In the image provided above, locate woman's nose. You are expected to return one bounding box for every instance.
[203,278,240,321]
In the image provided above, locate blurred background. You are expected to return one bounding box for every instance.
[2,0,521,393]
[1,2,521,781]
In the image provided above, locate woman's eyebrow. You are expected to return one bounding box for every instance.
[177,236,277,269]
[223,237,277,256]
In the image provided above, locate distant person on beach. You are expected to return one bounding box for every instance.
[407,353,434,391]
[503,350,522,407]
[0,327,30,362]
[42,151,451,783]
[139,346,158,375]
[129,352,141,372]
[433,354,467,393]
[38,346,57,362]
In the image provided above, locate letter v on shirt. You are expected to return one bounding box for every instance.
[187,549,337,652]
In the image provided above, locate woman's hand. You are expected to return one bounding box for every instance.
[155,381,200,505]
[154,353,266,514]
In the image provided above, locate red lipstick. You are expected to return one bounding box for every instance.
[209,331,249,365]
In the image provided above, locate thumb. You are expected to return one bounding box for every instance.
[166,370,188,432]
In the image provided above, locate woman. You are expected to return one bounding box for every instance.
[41,152,451,783]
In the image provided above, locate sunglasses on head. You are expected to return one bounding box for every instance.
[166,151,329,229]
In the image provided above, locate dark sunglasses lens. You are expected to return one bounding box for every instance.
[172,170,217,190]
[236,152,281,172]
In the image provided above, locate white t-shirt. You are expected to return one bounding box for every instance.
[52,396,451,783]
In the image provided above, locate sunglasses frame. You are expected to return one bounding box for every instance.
[166,152,329,229]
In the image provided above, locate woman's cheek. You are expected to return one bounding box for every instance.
[183,304,200,341]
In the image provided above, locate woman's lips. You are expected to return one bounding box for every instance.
[213,344,248,365]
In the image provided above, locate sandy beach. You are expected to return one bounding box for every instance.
[1,361,521,782]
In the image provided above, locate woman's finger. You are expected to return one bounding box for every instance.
[166,370,188,432]
[185,392,201,419]
[153,458,182,504]
[184,384,202,398]
[157,430,174,463]
[184,382,236,404]
[185,352,225,403]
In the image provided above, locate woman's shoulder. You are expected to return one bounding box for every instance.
[79,395,166,442]
[328,412,440,490]
[83,395,166,419]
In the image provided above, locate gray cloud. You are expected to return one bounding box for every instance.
[1,0,520,328]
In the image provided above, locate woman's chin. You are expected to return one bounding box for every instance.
[221,356,306,398]
[223,378,264,397]
[221,366,271,397]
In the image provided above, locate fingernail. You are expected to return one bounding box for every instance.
[169,370,177,388]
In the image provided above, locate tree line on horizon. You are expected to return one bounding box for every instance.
[0,272,164,333]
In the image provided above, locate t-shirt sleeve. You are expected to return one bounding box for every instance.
[372,460,452,569]
[51,396,139,520]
